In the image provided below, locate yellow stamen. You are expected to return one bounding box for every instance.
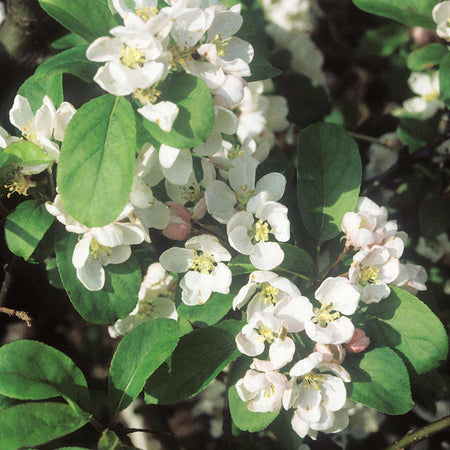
[135,6,158,21]
[358,265,379,285]
[210,34,229,57]
[258,325,276,344]
[303,372,324,392]
[21,120,37,143]
[182,184,203,203]
[138,300,156,318]
[120,45,146,69]
[90,238,112,260]
[169,43,195,69]
[251,220,272,243]
[228,145,245,161]
[259,283,279,304]
[264,383,275,398]
[4,171,36,198]
[133,86,161,105]
[189,251,215,274]
[234,185,256,211]
[312,303,340,328]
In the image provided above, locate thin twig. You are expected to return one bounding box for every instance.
[0,306,32,327]
[386,416,450,450]
[0,257,18,307]
[47,165,56,199]
[348,131,399,148]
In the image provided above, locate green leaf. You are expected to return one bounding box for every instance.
[247,53,282,82]
[440,53,450,108]
[296,123,361,244]
[36,46,99,83]
[109,319,180,413]
[419,194,450,238]
[0,152,21,181]
[3,141,54,166]
[276,243,315,280]
[345,347,414,415]
[144,320,242,404]
[51,33,88,50]
[0,340,90,411]
[18,72,63,113]
[359,24,410,57]
[142,73,214,149]
[397,115,440,153]
[228,254,254,276]
[0,394,20,411]
[277,74,331,125]
[353,0,437,29]
[0,402,90,449]
[55,233,141,324]
[58,95,136,227]
[407,43,448,71]
[365,288,448,375]
[228,385,279,432]
[98,430,137,449]
[5,201,54,261]
[38,0,118,43]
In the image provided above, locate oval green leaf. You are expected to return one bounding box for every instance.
[407,43,448,71]
[58,95,136,227]
[36,45,100,83]
[38,0,118,43]
[144,320,242,404]
[142,73,214,149]
[5,200,54,261]
[109,318,180,413]
[296,122,361,244]
[276,243,315,280]
[440,53,450,108]
[0,340,90,411]
[345,347,414,415]
[0,402,90,449]
[3,141,53,166]
[55,233,141,324]
[366,287,448,375]
[353,0,436,29]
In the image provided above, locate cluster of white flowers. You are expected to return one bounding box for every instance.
[433,1,450,41]
[260,0,326,85]
[233,196,428,440]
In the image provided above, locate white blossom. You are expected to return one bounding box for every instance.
[432,1,450,41]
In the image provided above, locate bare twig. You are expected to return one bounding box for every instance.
[0,306,32,327]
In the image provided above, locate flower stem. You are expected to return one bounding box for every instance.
[47,165,56,199]
[347,132,398,149]
[386,416,450,450]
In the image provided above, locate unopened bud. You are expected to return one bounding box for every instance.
[314,343,346,364]
[345,328,371,353]
[162,202,192,240]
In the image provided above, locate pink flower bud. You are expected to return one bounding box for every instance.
[162,202,192,240]
[345,328,371,354]
[314,343,346,364]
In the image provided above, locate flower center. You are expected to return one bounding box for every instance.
[133,86,161,105]
[234,185,255,211]
[228,145,245,161]
[312,303,340,328]
[258,325,276,344]
[190,251,215,274]
[21,120,37,143]
[169,43,195,69]
[90,238,112,260]
[302,372,324,391]
[135,6,158,21]
[182,184,203,203]
[422,91,439,102]
[138,300,156,318]
[120,45,146,69]
[264,383,275,398]
[358,265,379,285]
[4,171,36,198]
[210,34,229,57]
[259,283,279,304]
[251,220,272,243]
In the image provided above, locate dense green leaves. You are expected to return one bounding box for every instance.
[346,347,414,415]
[18,72,63,113]
[38,0,118,42]
[353,0,436,29]
[365,288,448,375]
[142,73,214,149]
[419,195,450,238]
[58,95,136,227]
[109,319,180,413]
[296,123,361,244]
[5,200,54,261]
[144,320,242,404]
[276,243,315,280]
[397,115,440,153]
[35,46,100,83]
[56,233,141,324]
[0,402,90,449]
[440,53,450,109]
[247,53,282,82]
[0,340,90,411]
[407,43,448,71]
